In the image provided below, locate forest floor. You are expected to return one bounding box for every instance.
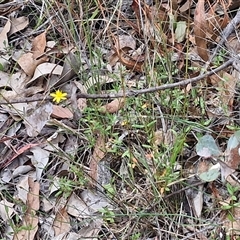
[1,0,240,239]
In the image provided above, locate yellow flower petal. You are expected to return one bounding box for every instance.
[50,90,67,103]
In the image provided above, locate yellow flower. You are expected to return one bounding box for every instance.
[50,90,67,103]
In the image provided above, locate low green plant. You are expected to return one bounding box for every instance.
[0,63,4,71]
[99,207,115,223]
[55,177,76,198]
[221,183,240,222]
[221,183,240,209]
[103,182,116,198]
[54,165,88,198]
[131,232,141,240]
[71,165,88,185]
[213,49,227,67]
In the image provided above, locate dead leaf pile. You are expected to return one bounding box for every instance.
[0,0,240,239]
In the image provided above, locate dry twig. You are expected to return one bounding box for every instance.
[0,58,234,104]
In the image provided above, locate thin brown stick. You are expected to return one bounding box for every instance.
[0,58,234,104]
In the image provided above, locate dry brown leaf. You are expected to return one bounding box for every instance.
[0,199,15,220]
[114,35,136,50]
[192,185,203,217]
[0,19,11,51]
[179,0,192,12]
[77,98,87,111]
[225,146,240,170]
[30,147,50,181]
[89,134,106,187]
[205,6,219,41]
[1,143,40,169]
[51,105,73,119]
[9,16,29,35]
[32,31,47,59]
[53,207,70,236]
[209,70,223,86]
[0,71,26,92]
[194,0,209,61]
[17,52,37,76]
[154,129,175,146]
[73,80,87,93]
[23,102,53,137]
[78,218,102,238]
[197,159,211,175]
[54,50,81,87]
[131,0,141,31]
[99,98,125,113]
[185,176,204,218]
[205,3,229,42]
[17,52,46,77]
[220,72,237,110]
[17,32,48,76]
[72,80,88,111]
[27,177,40,211]
[28,63,63,85]
[112,34,144,72]
[13,177,40,240]
[108,52,120,67]
[85,75,118,91]
[209,71,236,114]
[67,192,92,218]
[13,214,38,240]
[109,35,137,69]
[154,130,164,146]
[186,83,192,92]
[226,34,240,54]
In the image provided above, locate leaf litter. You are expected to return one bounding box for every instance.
[1,0,240,239]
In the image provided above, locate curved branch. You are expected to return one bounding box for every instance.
[0,58,234,104]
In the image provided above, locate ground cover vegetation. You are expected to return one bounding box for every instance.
[0,0,240,239]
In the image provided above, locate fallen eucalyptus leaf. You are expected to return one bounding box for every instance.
[199,163,220,182]
[196,135,222,158]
